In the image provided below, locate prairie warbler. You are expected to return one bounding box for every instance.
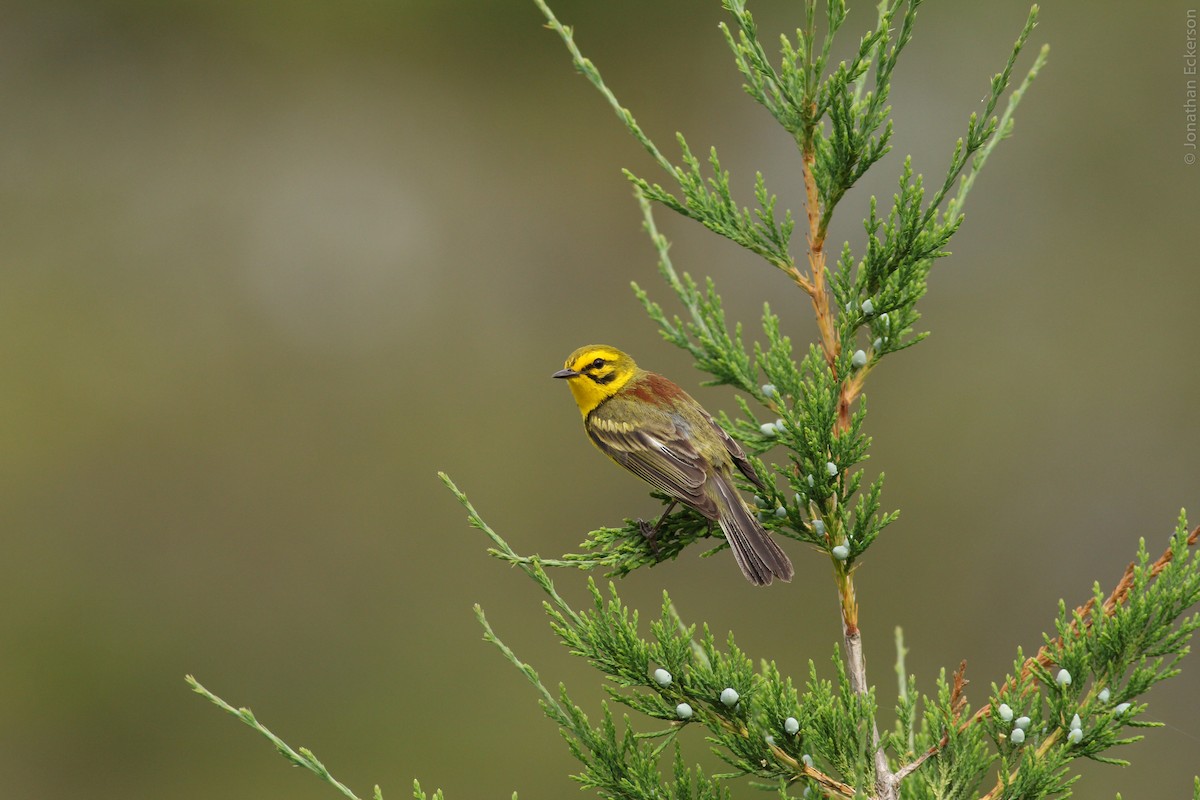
[553,345,793,586]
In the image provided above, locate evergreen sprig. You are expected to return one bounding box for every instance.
[720,0,918,233]
[185,675,390,800]
[471,533,874,798]
[442,478,1200,799]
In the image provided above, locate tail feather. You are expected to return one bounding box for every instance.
[711,474,794,586]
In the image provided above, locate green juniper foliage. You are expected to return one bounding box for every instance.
[439,476,1200,800]
[188,3,1200,800]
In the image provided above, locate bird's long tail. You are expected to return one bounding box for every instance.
[711,473,794,586]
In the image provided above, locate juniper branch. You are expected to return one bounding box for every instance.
[530,0,676,178]
[185,676,379,800]
[947,41,1050,227]
[965,522,1200,733]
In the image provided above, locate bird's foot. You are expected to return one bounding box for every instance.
[635,500,677,559]
[636,518,662,557]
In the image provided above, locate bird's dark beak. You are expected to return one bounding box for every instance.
[551,368,579,379]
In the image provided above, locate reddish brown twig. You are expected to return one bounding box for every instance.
[894,660,969,781]
[961,523,1200,731]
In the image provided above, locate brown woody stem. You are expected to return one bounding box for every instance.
[802,127,898,800]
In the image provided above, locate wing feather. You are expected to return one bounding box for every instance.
[710,416,767,493]
[586,400,718,518]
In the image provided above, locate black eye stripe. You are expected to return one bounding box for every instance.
[585,368,617,385]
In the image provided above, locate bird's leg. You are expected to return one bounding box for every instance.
[637,500,678,556]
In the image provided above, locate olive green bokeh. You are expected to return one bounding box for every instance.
[1,1,1197,797]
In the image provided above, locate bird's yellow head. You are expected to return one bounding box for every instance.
[552,344,639,417]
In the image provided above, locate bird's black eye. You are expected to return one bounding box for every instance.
[591,357,605,369]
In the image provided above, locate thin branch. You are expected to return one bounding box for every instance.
[185,676,369,800]
[895,626,915,754]
[635,187,715,337]
[892,661,966,784]
[946,42,1050,227]
[531,0,678,178]
[978,727,1065,800]
[962,524,1200,732]
[893,738,942,782]
[800,137,839,370]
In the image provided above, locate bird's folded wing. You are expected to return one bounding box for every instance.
[709,415,767,493]
[586,409,718,518]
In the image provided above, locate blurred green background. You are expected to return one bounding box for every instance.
[2,0,1197,797]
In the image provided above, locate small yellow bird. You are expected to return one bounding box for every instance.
[553,345,793,586]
